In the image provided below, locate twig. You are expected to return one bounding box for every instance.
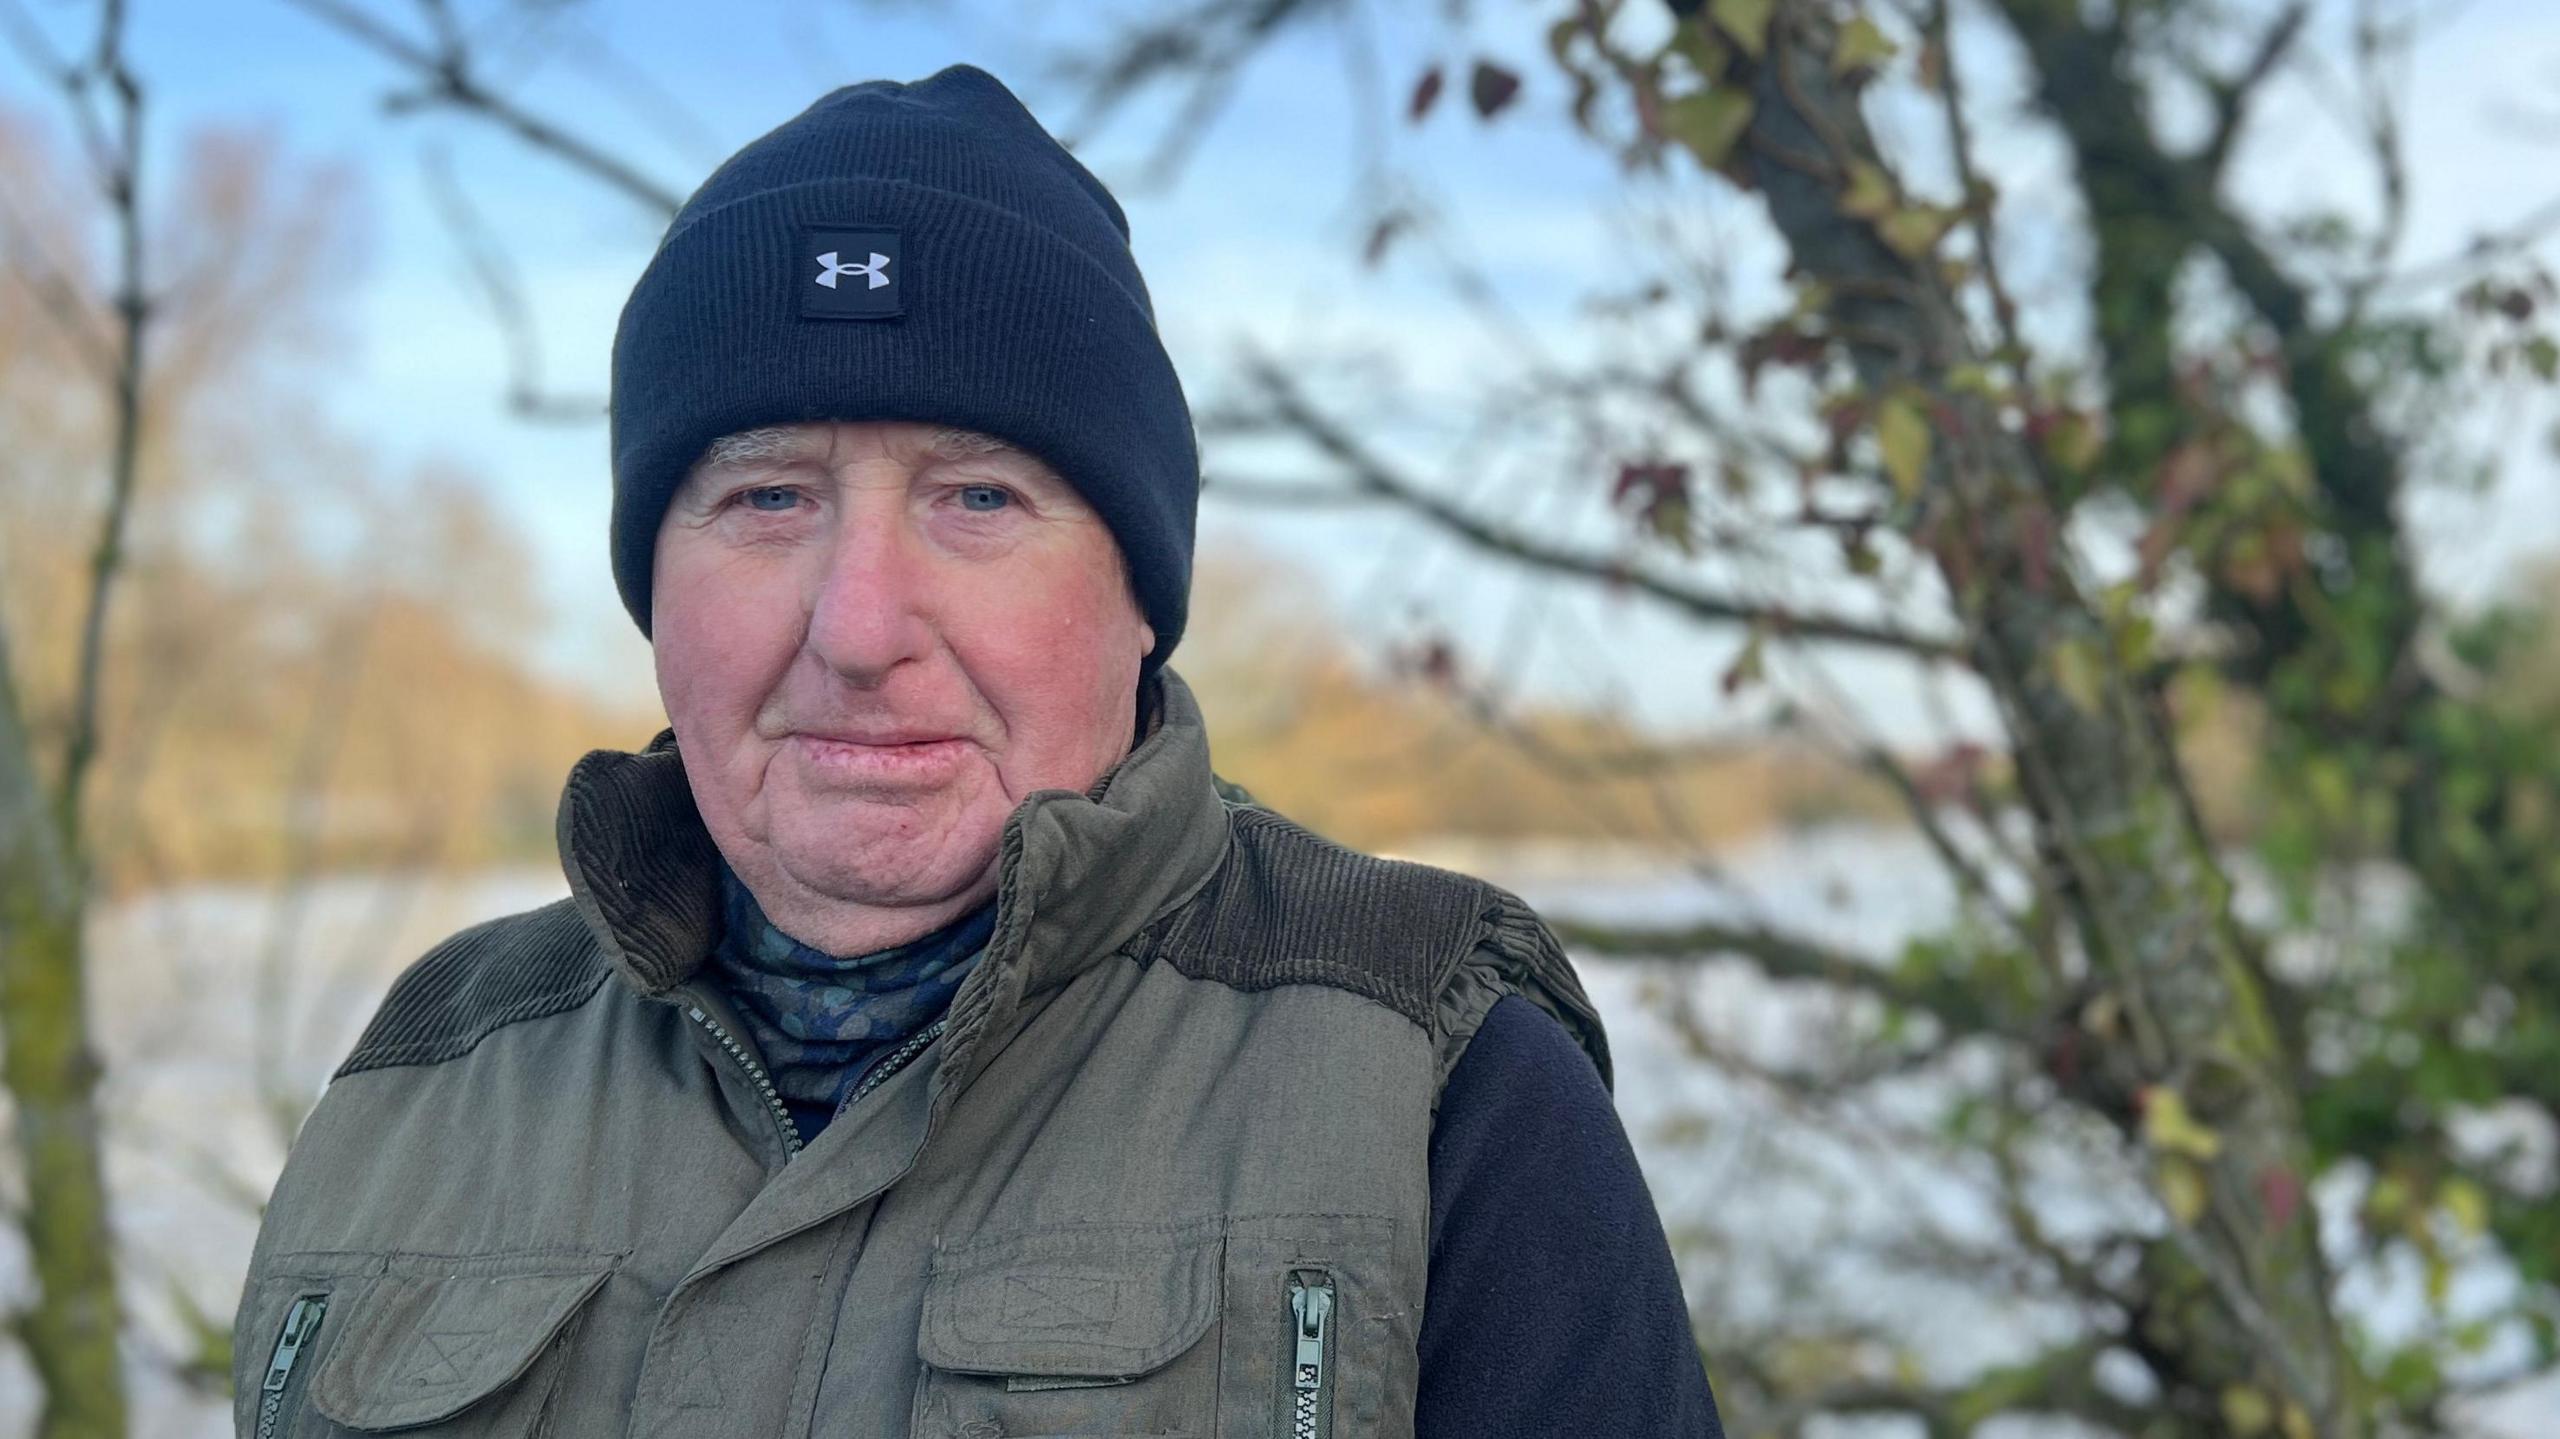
[2348,0,2411,283]
[2198,2,2310,179]
[281,0,683,216]
[1552,911,2023,1042]
[418,145,605,423]
[1924,0,2030,375]
[1048,0,1331,186]
[249,601,375,1150]
[1235,345,1963,661]
[58,0,148,860]
[0,185,114,377]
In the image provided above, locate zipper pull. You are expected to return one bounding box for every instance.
[1289,1269,1333,1393]
[262,1294,328,1393]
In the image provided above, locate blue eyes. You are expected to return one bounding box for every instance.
[727,484,1014,515]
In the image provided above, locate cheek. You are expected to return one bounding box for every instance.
[652,544,805,731]
[952,555,1144,718]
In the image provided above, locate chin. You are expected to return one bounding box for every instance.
[771,808,999,909]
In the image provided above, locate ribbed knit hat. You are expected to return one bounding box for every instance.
[608,64,1197,673]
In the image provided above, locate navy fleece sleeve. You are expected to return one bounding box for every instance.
[1417,992,1724,1438]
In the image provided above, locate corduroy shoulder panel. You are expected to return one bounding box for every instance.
[334,897,612,1080]
[1438,890,1614,1092]
[1129,803,1615,1091]
[1128,805,1485,1028]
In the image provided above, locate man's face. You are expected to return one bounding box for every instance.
[651,419,1154,952]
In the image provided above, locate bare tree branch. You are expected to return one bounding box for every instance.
[0,108,115,375]
[2199,2,2311,179]
[1232,345,1965,662]
[281,0,683,217]
[418,144,606,423]
[1923,0,2029,375]
[59,0,149,856]
[1549,910,2025,1043]
[0,209,113,376]
[1047,0,1337,187]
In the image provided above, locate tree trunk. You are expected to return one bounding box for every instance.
[0,628,128,1439]
[1710,4,2357,1431]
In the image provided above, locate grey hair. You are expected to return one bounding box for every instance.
[693,423,1021,475]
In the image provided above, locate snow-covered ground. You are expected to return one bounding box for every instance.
[3,827,2551,1434]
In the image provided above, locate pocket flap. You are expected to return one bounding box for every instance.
[308,1250,617,1431]
[919,1221,1222,1380]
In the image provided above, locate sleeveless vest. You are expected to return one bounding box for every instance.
[230,666,1606,1439]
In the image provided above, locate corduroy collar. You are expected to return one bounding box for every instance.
[555,667,1228,1015]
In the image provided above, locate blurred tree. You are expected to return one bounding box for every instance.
[0,6,654,1430]
[1049,0,2560,1433]
[0,3,150,1431]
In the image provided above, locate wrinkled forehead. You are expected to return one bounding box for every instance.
[685,422,1055,485]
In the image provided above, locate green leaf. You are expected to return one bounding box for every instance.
[2443,1176,2489,1235]
[1711,0,1774,60]
[2142,1085,2225,1160]
[2527,335,2559,382]
[1878,204,1958,259]
[1840,160,1894,218]
[1877,389,1931,496]
[2042,410,2102,471]
[1944,362,2001,398]
[1661,87,1755,168]
[2157,1154,2209,1226]
[2049,637,2106,714]
[1649,492,1695,552]
[2221,1386,2274,1437]
[1667,13,1731,82]
[1831,15,1898,76]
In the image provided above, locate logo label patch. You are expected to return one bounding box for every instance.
[800,226,903,319]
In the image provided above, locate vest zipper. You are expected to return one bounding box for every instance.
[837,1015,949,1116]
[255,1292,328,1439]
[1286,1269,1336,1439]
[685,1003,803,1160]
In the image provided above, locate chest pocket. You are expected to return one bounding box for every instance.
[237,1247,619,1438]
[910,1214,1405,1439]
[913,1219,1223,1438]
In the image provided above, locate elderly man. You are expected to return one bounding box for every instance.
[232,65,1721,1438]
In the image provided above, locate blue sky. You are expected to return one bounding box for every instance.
[8,0,2560,740]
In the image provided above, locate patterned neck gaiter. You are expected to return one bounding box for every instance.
[708,862,996,1118]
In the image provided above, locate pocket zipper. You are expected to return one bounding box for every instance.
[255,1293,328,1439]
[1286,1269,1336,1439]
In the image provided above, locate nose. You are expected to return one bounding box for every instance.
[804,496,937,686]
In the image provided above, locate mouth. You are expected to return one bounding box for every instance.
[795,725,965,747]
[787,730,972,784]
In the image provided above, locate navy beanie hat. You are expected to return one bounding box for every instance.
[609,64,1197,673]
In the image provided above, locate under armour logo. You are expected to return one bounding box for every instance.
[815,250,890,290]
[800,225,903,320]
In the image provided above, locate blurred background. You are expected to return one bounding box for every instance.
[5,0,2560,1434]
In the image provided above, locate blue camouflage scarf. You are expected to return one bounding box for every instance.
[708,862,996,1119]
